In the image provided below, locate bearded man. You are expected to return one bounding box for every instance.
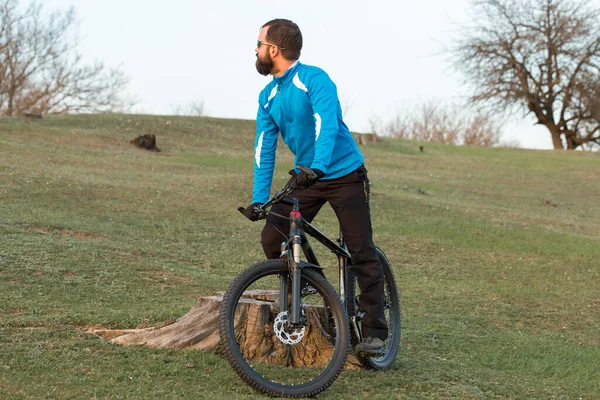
[242,18,388,354]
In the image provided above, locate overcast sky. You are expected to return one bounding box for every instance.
[42,0,566,149]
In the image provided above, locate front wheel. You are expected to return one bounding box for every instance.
[218,259,350,398]
[357,247,401,369]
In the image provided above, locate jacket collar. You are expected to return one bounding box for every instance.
[273,61,301,86]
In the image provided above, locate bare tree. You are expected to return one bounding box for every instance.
[169,100,205,117]
[462,114,502,146]
[451,0,600,150]
[409,101,462,144]
[0,0,132,116]
[374,100,502,147]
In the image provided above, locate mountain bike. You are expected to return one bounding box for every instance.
[218,167,401,397]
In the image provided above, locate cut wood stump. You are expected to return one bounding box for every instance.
[130,134,160,151]
[89,290,362,369]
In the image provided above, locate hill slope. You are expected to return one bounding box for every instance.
[1,114,599,399]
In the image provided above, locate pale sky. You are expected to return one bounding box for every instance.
[42,0,560,149]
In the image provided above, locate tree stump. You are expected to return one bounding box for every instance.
[130,134,160,151]
[89,291,362,369]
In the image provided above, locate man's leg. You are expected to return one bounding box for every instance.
[326,167,388,340]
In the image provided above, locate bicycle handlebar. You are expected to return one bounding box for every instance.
[237,165,317,219]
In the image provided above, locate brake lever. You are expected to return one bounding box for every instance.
[270,183,295,204]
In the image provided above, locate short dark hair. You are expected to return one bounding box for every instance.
[262,19,302,61]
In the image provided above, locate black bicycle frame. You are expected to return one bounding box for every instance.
[278,196,357,333]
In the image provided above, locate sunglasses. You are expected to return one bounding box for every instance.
[257,40,286,50]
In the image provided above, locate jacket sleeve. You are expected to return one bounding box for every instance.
[252,100,279,204]
[307,71,340,174]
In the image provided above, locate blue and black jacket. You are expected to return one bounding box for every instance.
[252,61,364,203]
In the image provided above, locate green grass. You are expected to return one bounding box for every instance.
[1,114,599,399]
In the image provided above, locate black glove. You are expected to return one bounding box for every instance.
[292,168,325,190]
[241,202,264,221]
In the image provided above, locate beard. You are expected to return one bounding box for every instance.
[255,53,274,76]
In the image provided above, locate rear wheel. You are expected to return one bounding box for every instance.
[219,259,349,398]
[355,248,401,369]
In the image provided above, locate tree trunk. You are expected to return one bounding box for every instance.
[547,124,564,149]
[89,291,362,369]
[564,130,580,150]
[551,133,563,149]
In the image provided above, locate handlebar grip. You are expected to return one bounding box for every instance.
[237,206,246,214]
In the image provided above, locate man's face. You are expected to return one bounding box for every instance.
[255,27,274,76]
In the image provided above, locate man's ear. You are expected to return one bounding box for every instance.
[270,45,280,58]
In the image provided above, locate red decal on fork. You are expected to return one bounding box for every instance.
[290,211,301,219]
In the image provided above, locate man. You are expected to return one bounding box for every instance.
[242,18,388,354]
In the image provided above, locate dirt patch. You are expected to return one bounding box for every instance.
[1,307,26,316]
[71,231,105,240]
[17,224,108,240]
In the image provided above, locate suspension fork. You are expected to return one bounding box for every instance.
[287,200,303,326]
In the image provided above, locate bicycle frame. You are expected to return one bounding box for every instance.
[276,195,363,342]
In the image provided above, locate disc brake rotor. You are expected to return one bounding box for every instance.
[273,311,306,345]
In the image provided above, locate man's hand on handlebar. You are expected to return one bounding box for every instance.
[240,202,265,222]
[291,166,325,190]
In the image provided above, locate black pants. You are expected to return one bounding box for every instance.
[261,165,389,340]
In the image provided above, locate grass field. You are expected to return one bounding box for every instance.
[1,114,599,399]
